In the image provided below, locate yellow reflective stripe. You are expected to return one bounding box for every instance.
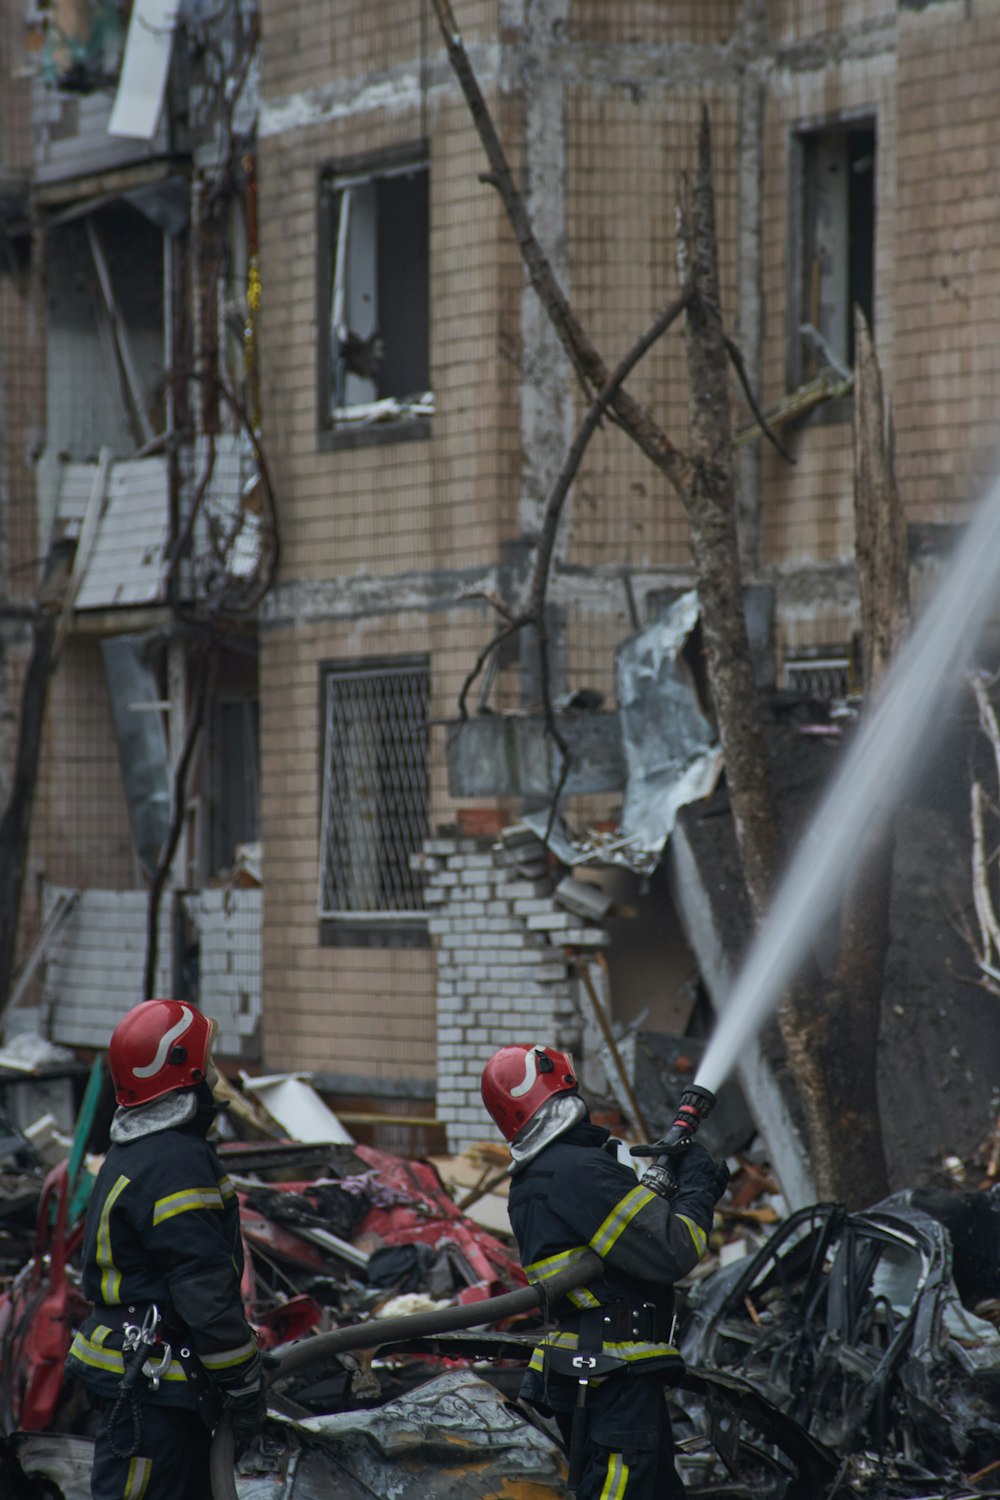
[218,1174,236,1201]
[525,1248,600,1307]
[152,1184,225,1225]
[523,1245,590,1281]
[69,1331,124,1375]
[97,1174,130,1304]
[677,1213,708,1256]
[199,1336,258,1371]
[125,1456,152,1500]
[567,1286,600,1309]
[599,1452,629,1500]
[68,1330,188,1382]
[589,1185,656,1257]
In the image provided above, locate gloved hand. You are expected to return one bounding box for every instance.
[672,1141,731,1202]
[223,1350,268,1456]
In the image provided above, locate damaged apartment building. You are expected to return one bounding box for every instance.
[0,0,269,1067]
[1,1,998,1184]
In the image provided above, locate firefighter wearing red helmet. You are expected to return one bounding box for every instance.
[481,1043,730,1500]
[67,1000,266,1500]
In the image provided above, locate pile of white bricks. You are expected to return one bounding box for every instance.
[412,825,610,1151]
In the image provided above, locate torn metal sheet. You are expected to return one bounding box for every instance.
[101,635,172,877]
[56,458,171,610]
[446,711,625,798]
[525,593,723,873]
[258,1369,567,1497]
[108,0,181,141]
[615,591,723,862]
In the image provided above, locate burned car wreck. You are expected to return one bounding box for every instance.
[680,1189,1000,1492]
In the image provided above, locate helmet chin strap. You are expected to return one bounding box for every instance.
[508,1093,588,1173]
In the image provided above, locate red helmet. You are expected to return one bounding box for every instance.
[481,1044,578,1141]
[109,1000,214,1107]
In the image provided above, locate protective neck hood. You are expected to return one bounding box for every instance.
[110,1088,198,1144]
[509,1092,588,1174]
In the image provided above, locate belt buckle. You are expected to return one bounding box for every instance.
[571,1354,598,1370]
[142,1343,173,1393]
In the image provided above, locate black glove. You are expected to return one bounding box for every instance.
[672,1141,731,1202]
[222,1350,267,1456]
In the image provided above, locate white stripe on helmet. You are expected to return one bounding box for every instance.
[132,1008,195,1078]
[510,1046,547,1098]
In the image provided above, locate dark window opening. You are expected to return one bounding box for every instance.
[318,149,431,445]
[794,121,876,384]
[210,697,260,876]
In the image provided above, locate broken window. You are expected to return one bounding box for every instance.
[790,120,876,385]
[318,658,430,934]
[210,696,260,877]
[318,149,431,443]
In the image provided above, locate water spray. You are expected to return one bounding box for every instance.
[680,470,1000,1125]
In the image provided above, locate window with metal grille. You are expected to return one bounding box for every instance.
[318,658,430,923]
[783,654,852,700]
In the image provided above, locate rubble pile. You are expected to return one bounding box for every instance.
[0,1055,999,1499]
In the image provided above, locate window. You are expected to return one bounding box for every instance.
[789,121,875,387]
[318,658,430,943]
[783,651,853,701]
[210,697,260,876]
[318,147,431,447]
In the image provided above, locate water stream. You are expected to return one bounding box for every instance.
[696,473,1000,1096]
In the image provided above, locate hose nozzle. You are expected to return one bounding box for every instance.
[630,1082,717,1159]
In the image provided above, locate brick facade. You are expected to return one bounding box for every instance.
[5,2,1000,1129]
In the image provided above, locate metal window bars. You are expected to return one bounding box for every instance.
[318,660,430,919]
[783,655,852,701]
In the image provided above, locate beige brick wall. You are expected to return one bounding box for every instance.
[32,639,138,894]
[767,0,895,41]
[563,90,739,573]
[259,607,514,1080]
[894,1,1000,523]
[258,98,514,581]
[569,1,738,44]
[253,0,1000,1086]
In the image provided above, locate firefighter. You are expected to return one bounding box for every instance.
[67,1000,266,1500]
[481,1043,729,1500]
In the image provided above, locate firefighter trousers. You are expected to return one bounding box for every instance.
[549,1371,686,1500]
[90,1400,213,1500]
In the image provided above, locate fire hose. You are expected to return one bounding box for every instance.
[208,1246,604,1499]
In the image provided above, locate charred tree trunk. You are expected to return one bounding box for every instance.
[797,311,905,1206]
[0,610,55,1010]
[431,3,903,1198]
[677,117,780,919]
[777,312,904,1205]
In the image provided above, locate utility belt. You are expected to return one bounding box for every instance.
[95,1302,180,1341]
[90,1303,219,1452]
[545,1303,663,1499]
[559,1298,669,1346]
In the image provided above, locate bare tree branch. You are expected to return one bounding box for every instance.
[723,333,795,465]
[455,287,692,810]
[429,0,690,495]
